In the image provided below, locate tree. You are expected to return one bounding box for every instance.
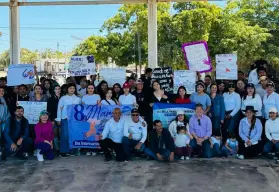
[74,1,277,70]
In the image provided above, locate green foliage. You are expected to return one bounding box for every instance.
[73,0,278,70]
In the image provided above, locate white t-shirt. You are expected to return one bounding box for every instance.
[174,134,190,147]
[82,94,101,105]
[101,99,116,105]
[119,93,136,105]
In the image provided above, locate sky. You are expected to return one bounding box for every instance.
[0,1,225,54]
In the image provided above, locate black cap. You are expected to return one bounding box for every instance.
[266,82,275,87]
[246,83,255,89]
[131,108,139,113]
[242,106,258,113]
[228,82,236,88]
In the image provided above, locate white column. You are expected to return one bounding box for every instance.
[9,0,20,64]
[148,0,158,68]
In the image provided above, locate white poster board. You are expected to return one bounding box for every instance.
[216,54,238,80]
[99,68,126,87]
[7,64,36,86]
[18,101,47,124]
[173,70,196,94]
[69,55,96,76]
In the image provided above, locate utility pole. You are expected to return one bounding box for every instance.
[137,31,142,76]
[57,42,59,73]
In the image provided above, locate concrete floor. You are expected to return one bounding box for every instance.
[0,156,279,192]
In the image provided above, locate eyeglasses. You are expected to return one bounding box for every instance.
[132,114,139,117]
[197,119,201,126]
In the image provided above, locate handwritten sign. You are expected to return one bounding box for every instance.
[18,101,47,124]
[99,68,126,87]
[67,105,133,149]
[151,67,173,94]
[7,64,35,86]
[182,41,212,73]
[173,70,196,94]
[68,55,96,76]
[216,54,238,80]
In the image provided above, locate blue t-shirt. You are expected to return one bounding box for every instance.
[190,92,211,110]
[227,139,238,154]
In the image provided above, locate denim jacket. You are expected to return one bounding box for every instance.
[210,95,225,121]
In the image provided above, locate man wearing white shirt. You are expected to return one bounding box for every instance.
[99,108,125,161]
[122,108,149,161]
[248,60,268,85]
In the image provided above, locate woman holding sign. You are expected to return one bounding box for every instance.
[57,83,81,159]
[149,80,169,108]
[29,84,48,102]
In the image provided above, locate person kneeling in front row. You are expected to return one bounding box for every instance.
[34,110,55,162]
[122,108,149,161]
[99,108,125,162]
[189,103,213,158]
[146,120,175,162]
[3,106,32,160]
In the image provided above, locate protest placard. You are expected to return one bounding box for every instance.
[173,70,196,94]
[151,67,173,94]
[216,54,238,80]
[99,68,126,87]
[68,55,96,76]
[153,103,195,128]
[18,101,47,124]
[7,64,36,86]
[182,41,212,73]
[67,105,133,149]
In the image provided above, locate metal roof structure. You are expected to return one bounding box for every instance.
[0,0,223,68]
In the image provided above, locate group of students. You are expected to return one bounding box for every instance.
[0,59,278,163]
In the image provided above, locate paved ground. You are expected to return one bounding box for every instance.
[0,156,278,192]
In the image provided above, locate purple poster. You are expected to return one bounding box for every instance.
[182,41,212,73]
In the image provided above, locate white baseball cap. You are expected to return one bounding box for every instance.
[269,107,278,113]
[177,110,185,116]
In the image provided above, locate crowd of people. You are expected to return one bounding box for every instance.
[0,59,279,163]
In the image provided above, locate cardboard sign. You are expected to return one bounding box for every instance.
[173,70,196,94]
[69,55,96,76]
[7,64,36,86]
[216,54,238,80]
[151,67,173,94]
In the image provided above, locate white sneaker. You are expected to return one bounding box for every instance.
[33,150,37,157]
[86,152,92,156]
[185,156,190,160]
[36,150,44,162]
[91,152,97,156]
[237,154,244,160]
[180,156,185,160]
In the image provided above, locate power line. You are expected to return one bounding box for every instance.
[0,26,101,30]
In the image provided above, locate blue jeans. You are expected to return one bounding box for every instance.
[60,119,69,153]
[122,136,152,160]
[5,138,32,156]
[190,139,212,158]
[36,142,54,160]
[145,148,171,161]
[263,141,279,153]
[212,143,221,157]
[224,112,240,134]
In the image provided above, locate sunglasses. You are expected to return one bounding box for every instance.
[132,114,139,117]
[197,119,201,126]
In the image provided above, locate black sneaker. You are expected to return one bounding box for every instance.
[105,156,112,162]
[17,154,27,160]
[59,153,68,159]
[1,155,6,161]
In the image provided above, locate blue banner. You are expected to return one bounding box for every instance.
[153,103,196,128]
[67,104,133,149]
